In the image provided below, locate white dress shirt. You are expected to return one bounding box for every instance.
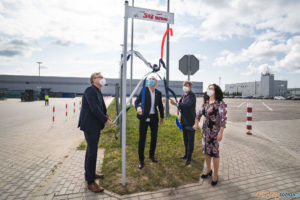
[149,88,155,114]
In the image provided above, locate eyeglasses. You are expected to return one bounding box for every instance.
[94,76,103,79]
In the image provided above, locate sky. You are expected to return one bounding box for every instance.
[0,0,300,90]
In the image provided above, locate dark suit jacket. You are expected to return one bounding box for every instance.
[178,91,196,127]
[135,87,164,121]
[78,85,108,133]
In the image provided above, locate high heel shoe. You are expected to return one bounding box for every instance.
[211,177,218,186]
[201,170,212,179]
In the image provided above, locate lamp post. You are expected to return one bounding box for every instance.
[36,61,42,90]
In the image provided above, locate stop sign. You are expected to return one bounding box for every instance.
[179,55,199,75]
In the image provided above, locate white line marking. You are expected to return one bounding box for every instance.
[262,102,273,111]
[237,102,246,108]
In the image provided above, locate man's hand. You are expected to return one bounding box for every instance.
[160,118,164,125]
[217,132,223,142]
[106,118,113,126]
[170,98,176,106]
[137,107,142,115]
[177,110,180,116]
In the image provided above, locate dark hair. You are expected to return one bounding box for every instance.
[203,92,209,103]
[209,84,223,102]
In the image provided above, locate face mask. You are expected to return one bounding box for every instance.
[183,86,189,93]
[207,89,214,97]
[99,78,106,86]
[148,79,155,87]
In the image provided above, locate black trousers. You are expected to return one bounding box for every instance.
[183,128,195,159]
[84,131,100,184]
[138,115,158,162]
[45,99,49,106]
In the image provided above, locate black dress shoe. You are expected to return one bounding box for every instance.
[211,178,218,186]
[138,162,144,169]
[201,170,212,179]
[180,155,187,159]
[150,157,158,163]
[185,158,191,166]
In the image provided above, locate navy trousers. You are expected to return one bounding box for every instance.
[183,128,195,159]
[84,131,100,184]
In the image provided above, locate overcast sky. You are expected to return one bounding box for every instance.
[0,0,300,89]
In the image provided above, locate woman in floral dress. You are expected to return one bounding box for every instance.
[193,84,227,186]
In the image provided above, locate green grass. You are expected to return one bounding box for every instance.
[94,98,205,195]
[77,140,87,150]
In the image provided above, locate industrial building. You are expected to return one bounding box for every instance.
[0,75,203,98]
[225,72,288,98]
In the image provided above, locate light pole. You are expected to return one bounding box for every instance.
[36,62,42,90]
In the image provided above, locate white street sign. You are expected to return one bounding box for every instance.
[126,6,174,24]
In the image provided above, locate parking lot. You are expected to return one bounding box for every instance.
[224,98,300,122]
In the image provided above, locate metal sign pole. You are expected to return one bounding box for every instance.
[188,55,191,81]
[130,0,134,105]
[120,2,174,186]
[165,0,170,117]
[122,0,129,186]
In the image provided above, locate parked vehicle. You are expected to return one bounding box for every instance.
[274,96,286,100]
[292,96,300,100]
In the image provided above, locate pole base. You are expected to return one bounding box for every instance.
[246,131,252,135]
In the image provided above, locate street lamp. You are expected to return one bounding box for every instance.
[36,61,47,91]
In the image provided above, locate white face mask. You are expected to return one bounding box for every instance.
[99,78,106,86]
[207,89,214,97]
[183,86,189,93]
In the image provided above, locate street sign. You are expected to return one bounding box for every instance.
[126,6,174,24]
[179,55,199,80]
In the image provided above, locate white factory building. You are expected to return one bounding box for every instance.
[225,72,288,98]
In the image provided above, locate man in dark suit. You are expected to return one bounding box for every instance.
[170,81,196,165]
[78,72,112,193]
[135,76,164,169]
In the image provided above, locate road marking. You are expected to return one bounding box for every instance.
[262,102,273,111]
[237,102,246,108]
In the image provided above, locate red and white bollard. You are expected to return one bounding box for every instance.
[73,102,76,115]
[52,105,55,125]
[79,101,82,111]
[246,102,253,135]
[65,103,68,120]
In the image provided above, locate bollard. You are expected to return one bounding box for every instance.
[79,101,82,111]
[66,103,68,120]
[52,105,55,125]
[73,102,76,115]
[246,102,252,135]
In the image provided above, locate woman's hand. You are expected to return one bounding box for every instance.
[217,133,223,142]
[193,123,198,130]
[193,119,199,130]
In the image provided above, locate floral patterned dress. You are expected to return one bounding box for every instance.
[196,100,227,158]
